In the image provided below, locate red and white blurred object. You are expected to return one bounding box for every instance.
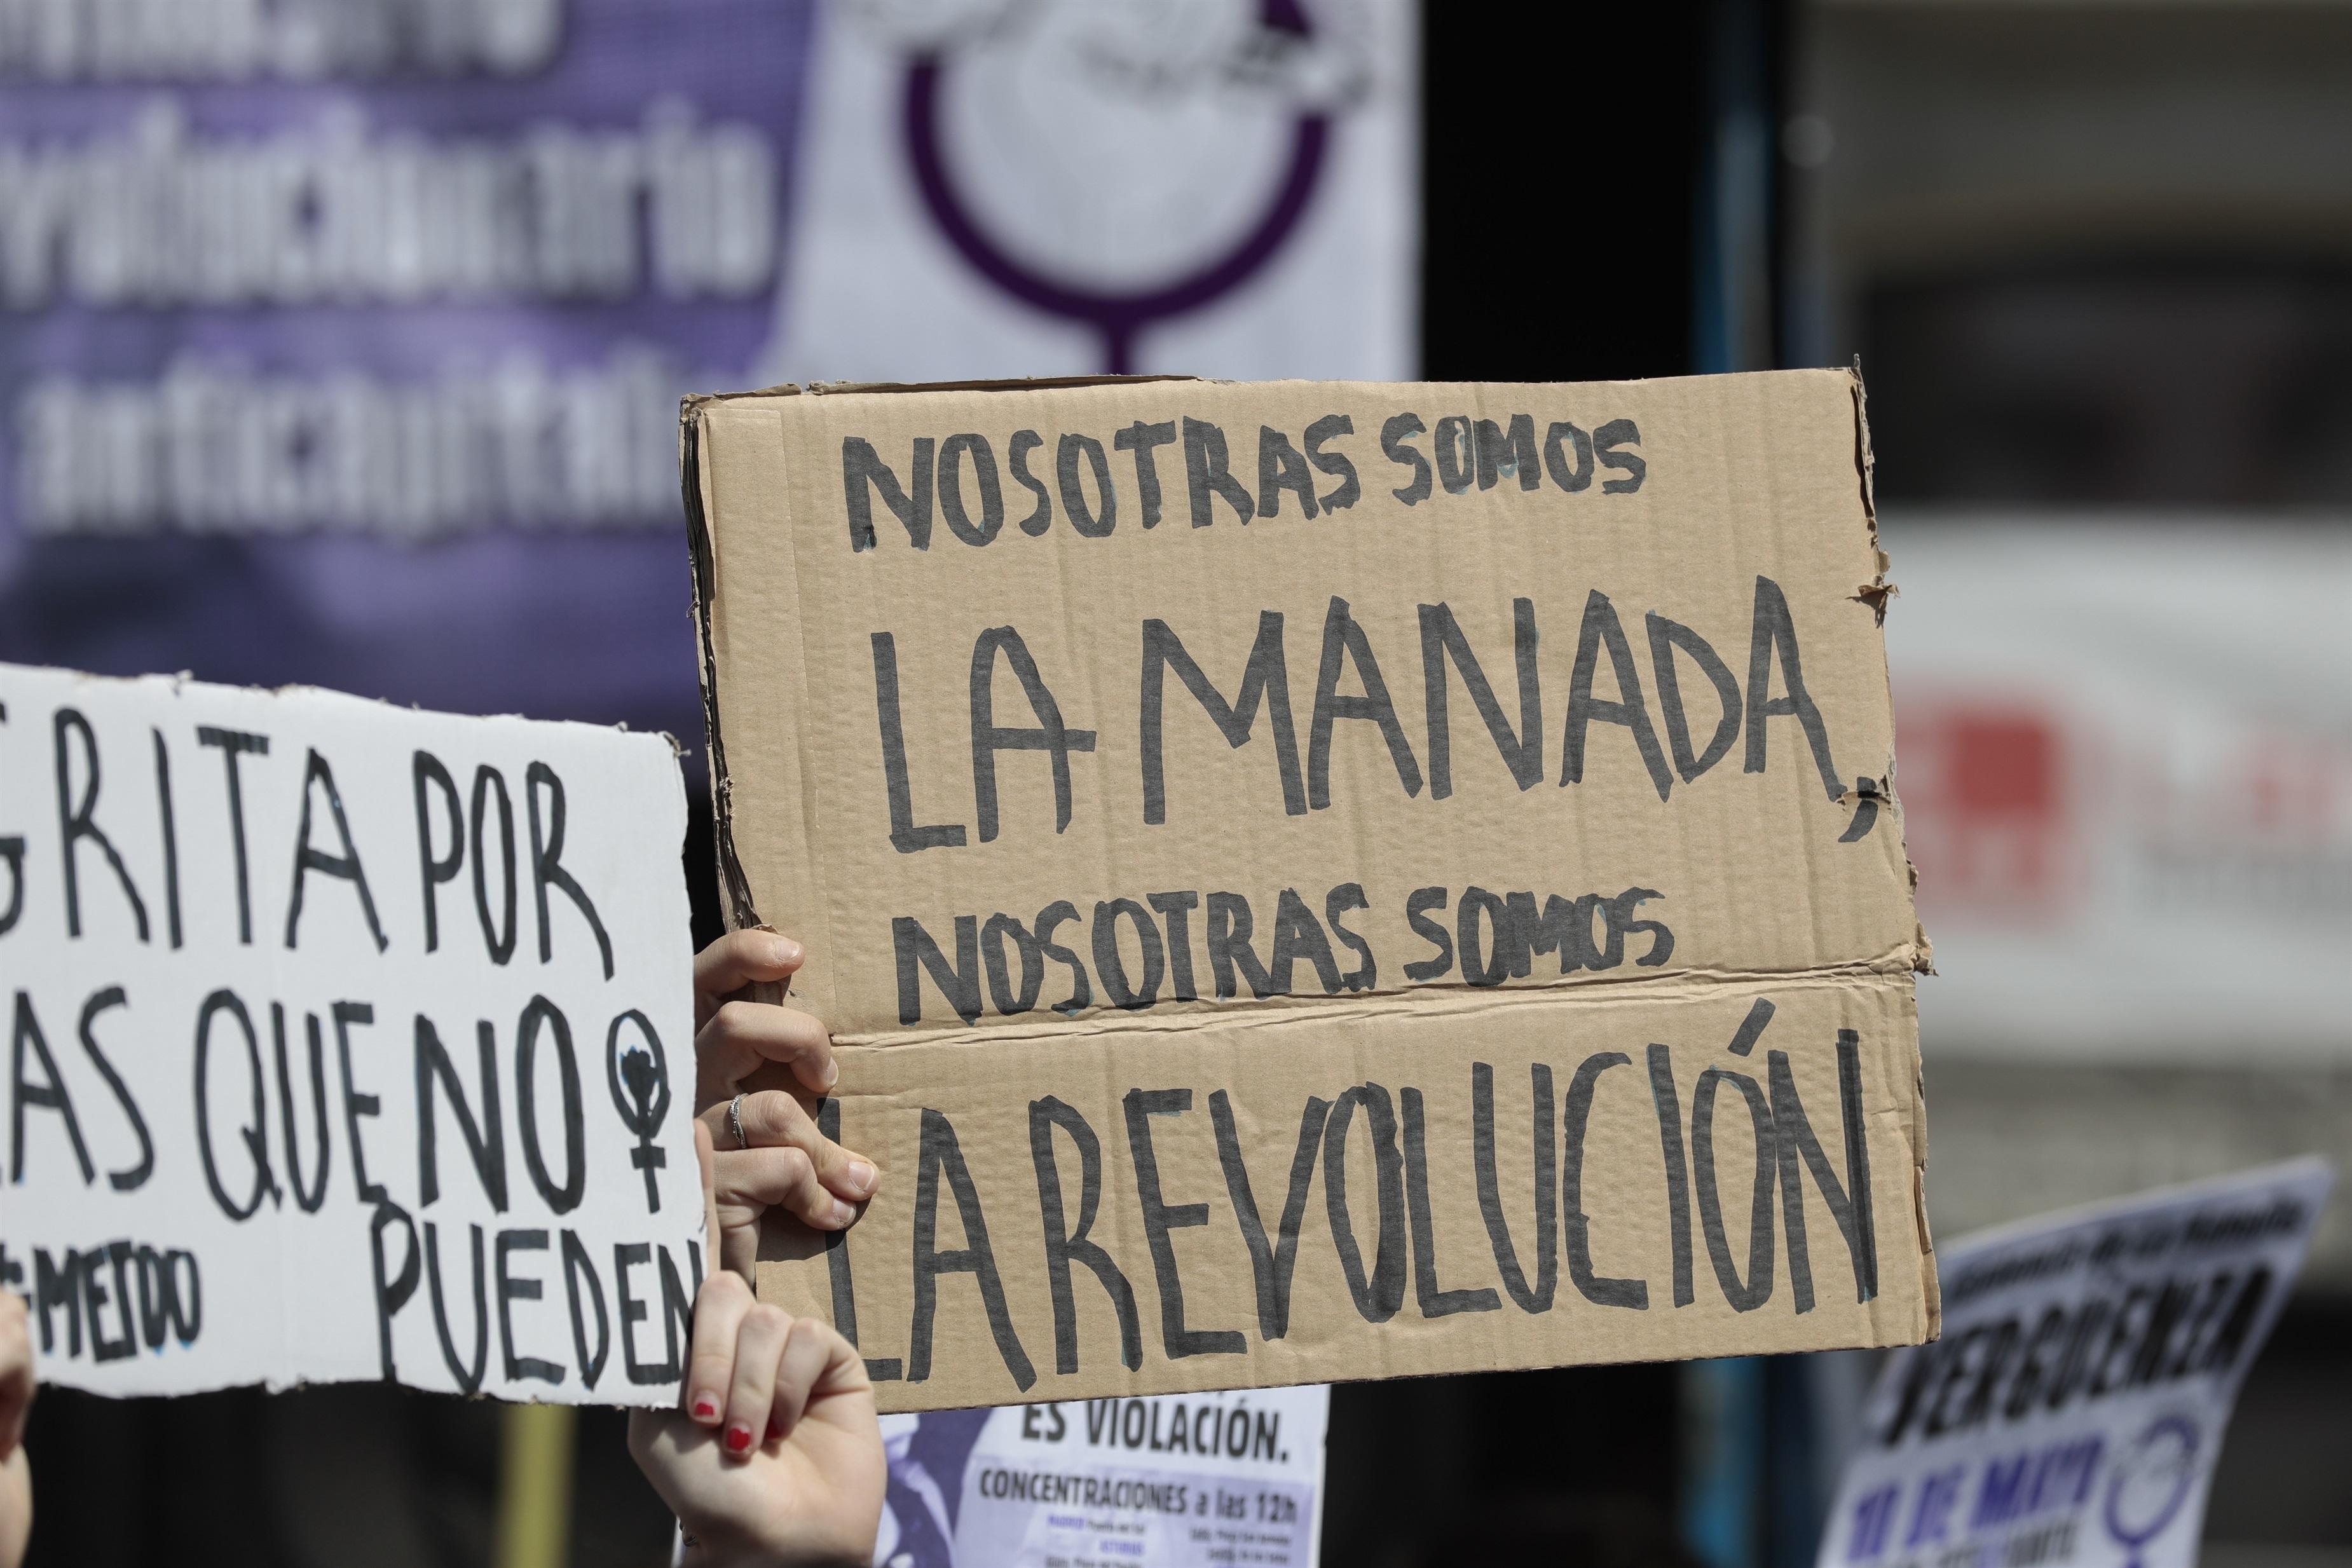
[1887,520,2352,1061]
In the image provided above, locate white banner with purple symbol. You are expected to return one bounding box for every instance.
[876,1385,1328,1568]
[775,0,1417,384]
[1819,1160,2333,1568]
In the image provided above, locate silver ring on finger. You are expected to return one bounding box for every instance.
[728,1092,748,1149]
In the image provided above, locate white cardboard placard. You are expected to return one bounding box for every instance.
[0,664,705,1405]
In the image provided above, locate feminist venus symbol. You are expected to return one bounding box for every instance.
[901,0,1329,374]
[606,1009,671,1213]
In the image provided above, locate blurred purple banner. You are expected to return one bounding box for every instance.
[0,0,1419,745]
[0,0,812,739]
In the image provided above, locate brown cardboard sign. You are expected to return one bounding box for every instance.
[684,370,1935,1413]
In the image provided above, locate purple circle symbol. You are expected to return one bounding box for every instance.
[901,0,1330,374]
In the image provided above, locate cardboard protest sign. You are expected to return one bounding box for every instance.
[683,369,1936,1412]
[0,665,704,1404]
[878,1386,1327,1568]
[1820,1159,2332,1568]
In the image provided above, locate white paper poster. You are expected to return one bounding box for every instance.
[0,664,704,1405]
[875,1386,1328,1568]
[774,0,1418,385]
[1819,1159,2333,1568]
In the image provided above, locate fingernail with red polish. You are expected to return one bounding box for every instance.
[767,1415,788,1443]
[724,1424,754,1454]
[692,1395,720,1422]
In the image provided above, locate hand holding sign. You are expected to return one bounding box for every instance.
[0,1292,29,1568]
[693,931,840,1099]
[691,931,882,1279]
[631,1127,885,1567]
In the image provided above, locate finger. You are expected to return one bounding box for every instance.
[765,1315,836,1442]
[723,1305,792,1459]
[684,1271,751,1426]
[696,1000,835,1099]
[701,1091,879,1210]
[0,1293,29,1459]
[790,1318,873,1436]
[694,1121,721,1273]
[694,929,804,1012]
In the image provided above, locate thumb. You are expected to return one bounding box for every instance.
[694,1119,720,1271]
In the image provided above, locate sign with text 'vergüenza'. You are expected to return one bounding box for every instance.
[0,665,703,1404]
[685,370,1936,1412]
[1820,1160,2332,1568]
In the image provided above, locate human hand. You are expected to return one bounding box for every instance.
[629,1128,884,1567]
[0,1290,33,1568]
[692,931,879,1279]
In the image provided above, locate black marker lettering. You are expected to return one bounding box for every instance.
[1056,433,1116,539]
[1303,414,1360,510]
[1473,414,1540,491]
[270,1004,332,1213]
[1562,590,1672,801]
[471,766,519,964]
[285,749,389,953]
[54,709,148,942]
[526,762,612,978]
[1209,1090,1329,1342]
[193,988,277,1220]
[1692,1067,1776,1312]
[1381,412,1431,504]
[1256,426,1319,519]
[872,632,967,854]
[938,433,1004,545]
[1473,1062,1557,1314]
[1563,1052,1647,1307]
[1124,1088,1245,1358]
[496,1229,563,1384]
[971,627,1097,841]
[11,991,92,1185]
[77,987,151,1191]
[415,1012,509,1211]
[1181,418,1254,528]
[1322,1084,1407,1323]
[1309,596,1423,808]
[1402,1086,1500,1318]
[413,751,462,952]
[1421,599,1543,798]
[425,1220,489,1394]
[1030,1096,1142,1374]
[1140,613,1305,822]
[908,1108,1036,1391]
[196,726,268,943]
[842,435,933,551]
[1114,420,1177,528]
[1745,575,1842,800]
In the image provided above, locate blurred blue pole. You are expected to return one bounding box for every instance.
[1692,0,1777,376]
[1682,1357,1767,1568]
[1685,0,1782,1552]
